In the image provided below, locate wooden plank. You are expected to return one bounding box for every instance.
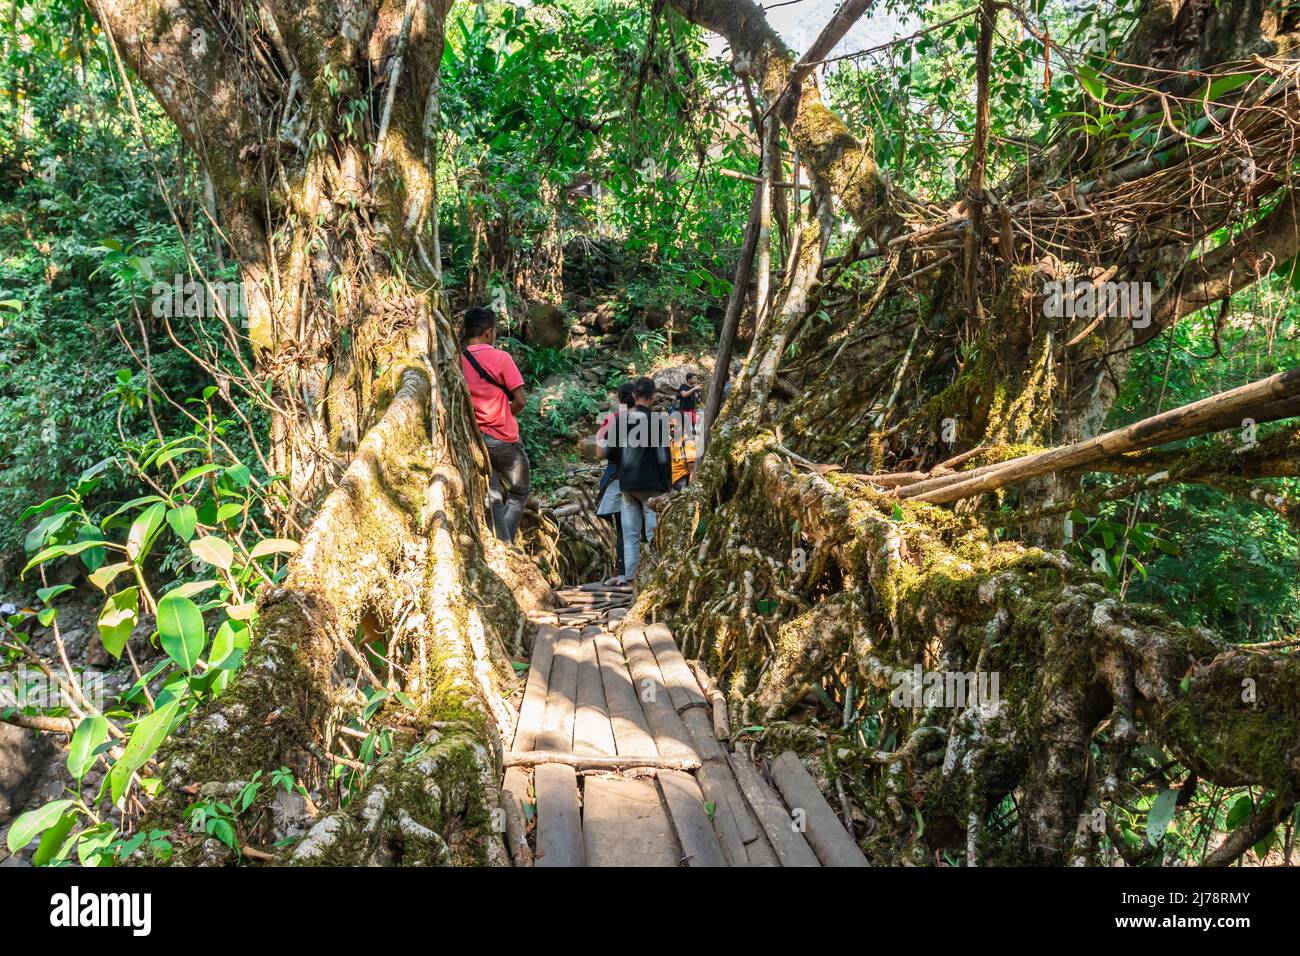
[643,623,708,713]
[513,624,559,751]
[594,632,658,757]
[672,699,752,864]
[681,706,726,763]
[727,753,820,867]
[582,776,680,867]
[534,763,585,867]
[621,628,699,761]
[693,762,750,867]
[743,830,781,867]
[573,637,617,756]
[677,707,763,850]
[769,751,870,867]
[536,630,581,752]
[717,765,764,848]
[504,751,700,771]
[659,770,728,867]
[499,766,534,866]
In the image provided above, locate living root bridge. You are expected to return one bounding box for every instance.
[646,439,1300,864]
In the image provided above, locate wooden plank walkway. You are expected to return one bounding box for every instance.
[503,584,869,867]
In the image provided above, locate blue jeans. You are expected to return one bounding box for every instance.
[483,436,530,543]
[620,490,657,580]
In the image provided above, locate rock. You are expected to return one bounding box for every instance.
[86,635,111,669]
[590,301,618,333]
[525,301,567,348]
[0,723,59,826]
[655,364,704,392]
[60,626,87,658]
[643,305,670,330]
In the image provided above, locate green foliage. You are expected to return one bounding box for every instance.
[0,0,236,582]
[437,0,749,308]
[826,0,1144,201]
[1,387,295,864]
[1093,275,1300,641]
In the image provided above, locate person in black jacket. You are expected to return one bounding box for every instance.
[603,376,671,580]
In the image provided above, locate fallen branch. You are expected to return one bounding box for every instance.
[1,713,75,734]
[903,367,1300,503]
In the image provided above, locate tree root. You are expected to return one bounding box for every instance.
[642,435,1300,864]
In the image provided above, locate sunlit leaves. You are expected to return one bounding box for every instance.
[190,534,233,571]
[97,586,138,659]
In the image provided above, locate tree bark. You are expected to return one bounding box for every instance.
[88,0,544,865]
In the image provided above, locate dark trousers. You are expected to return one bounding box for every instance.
[483,435,530,543]
[612,513,626,576]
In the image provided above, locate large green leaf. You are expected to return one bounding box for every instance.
[166,505,198,542]
[33,810,78,866]
[109,699,182,804]
[67,715,109,781]
[6,799,75,853]
[22,539,112,577]
[249,538,299,560]
[76,822,117,867]
[89,561,132,592]
[191,535,234,571]
[126,501,167,561]
[157,593,206,672]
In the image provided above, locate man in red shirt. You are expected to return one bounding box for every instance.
[460,307,529,543]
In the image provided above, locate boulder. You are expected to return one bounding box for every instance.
[525,301,567,348]
[590,301,619,333]
[642,305,670,330]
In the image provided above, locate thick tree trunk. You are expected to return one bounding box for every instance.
[89,0,546,865]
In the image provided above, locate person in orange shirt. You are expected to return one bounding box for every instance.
[669,411,696,490]
[460,307,529,543]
